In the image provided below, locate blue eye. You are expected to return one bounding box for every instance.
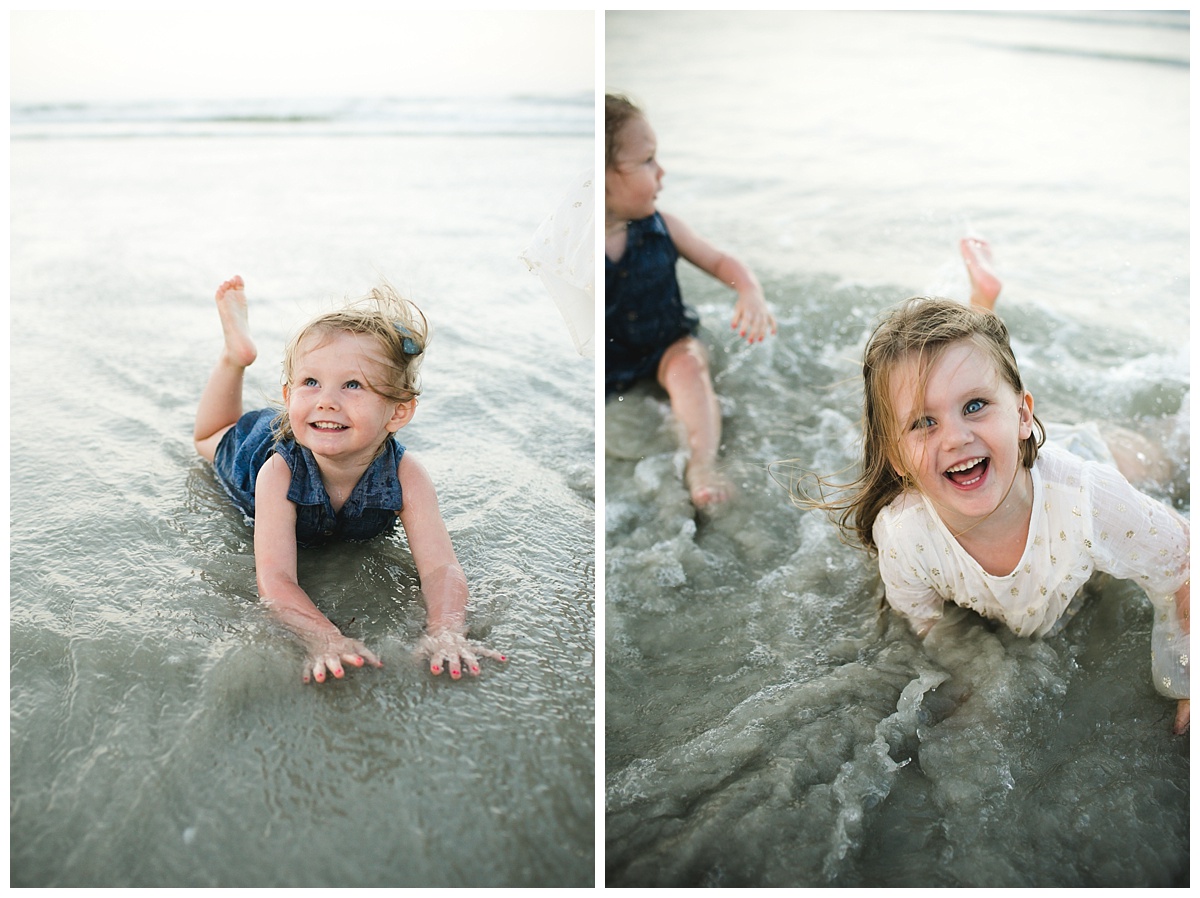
[302,377,318,387]
[345,380,361,390]
[911,416,935,431]
[964,399,986,414]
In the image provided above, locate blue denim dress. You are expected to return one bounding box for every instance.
[212,408,405,547]
[605,211,700,395]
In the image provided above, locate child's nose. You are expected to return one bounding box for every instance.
[941,417,971,448]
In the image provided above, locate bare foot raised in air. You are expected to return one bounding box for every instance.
[687,462,735,509]
[215,275,257,368]
[960,238,1002,312]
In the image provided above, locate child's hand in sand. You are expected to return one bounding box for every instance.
[300,632,383,685]
[730,286,776,344]
[416,627,507,679]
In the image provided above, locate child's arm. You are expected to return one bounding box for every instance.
[254,455,382,684]
[1088,462,1189,732]
[398,453,506,679]
[875,511,945,637]
[660,210,776,344]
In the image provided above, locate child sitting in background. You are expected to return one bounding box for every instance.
[605,93,776,508]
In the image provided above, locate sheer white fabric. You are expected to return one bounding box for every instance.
[519,169,595,358]
[875,442,1189,697]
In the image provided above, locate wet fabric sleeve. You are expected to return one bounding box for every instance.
[874,510,945,636]
[1083,460,1189,594]
[519,169,595,359]
[1082,460,1190,698]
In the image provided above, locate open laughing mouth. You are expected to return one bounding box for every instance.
[944,456,988,487]
[309,421,348,432]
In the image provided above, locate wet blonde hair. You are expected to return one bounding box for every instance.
[274,283,428,448]
[802,297,1044,551]
[605,93,643,170]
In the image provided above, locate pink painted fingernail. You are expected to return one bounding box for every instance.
[471,666,479,673]
[431,665,441,673]
[500,655,507,662]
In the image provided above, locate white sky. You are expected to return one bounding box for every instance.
[11,10,595,103]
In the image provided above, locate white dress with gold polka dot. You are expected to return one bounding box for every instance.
[875,442,1189,698]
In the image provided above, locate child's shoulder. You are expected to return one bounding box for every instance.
[1035,439,1107,493]
[873,488,934,541]
[632,209,671,236]
[882,487,927,517]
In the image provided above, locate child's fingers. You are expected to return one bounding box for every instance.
[731,309,775,344]
[472,645,508,663]
[355,644,383,668]
[307,660,327,684]
[302,654,343,684]
[418,631,507,677]
[428,650,448,675]
[439,645,464,679]
[459,646,482,676]
[340,640,374,669]
[328,654,346,678]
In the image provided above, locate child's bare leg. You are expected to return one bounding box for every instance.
[194,276,257,462]
[960,237,1002,312]
[1100,423,1173,487]
[657,337,733,508]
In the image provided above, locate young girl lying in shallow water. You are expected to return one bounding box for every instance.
[193,276,505,685]
[818,240,1189,733]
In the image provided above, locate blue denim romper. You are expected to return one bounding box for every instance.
[605,211,700,395]
[212,408,405,547]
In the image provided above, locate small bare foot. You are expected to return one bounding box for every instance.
[1174,698,1189,735]
[215,275,257,368]
[960,237,1002,312]
[686,462,735,509]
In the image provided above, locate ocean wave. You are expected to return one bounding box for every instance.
[971,40,1188,68]
[10,93,594,140]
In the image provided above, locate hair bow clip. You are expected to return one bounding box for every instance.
[394,323,422,357]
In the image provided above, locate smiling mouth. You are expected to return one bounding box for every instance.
[310,421,348,431]
[944,457,988,487]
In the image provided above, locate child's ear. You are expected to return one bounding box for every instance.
[387,399,417,433]
[1017,391,1034,440]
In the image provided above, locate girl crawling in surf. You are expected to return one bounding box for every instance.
[605,93,776,508]
[193,276,505,685]
[816,239,1189,733]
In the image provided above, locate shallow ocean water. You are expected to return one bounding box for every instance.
[10,100,595,886]
[605,11,1188,887]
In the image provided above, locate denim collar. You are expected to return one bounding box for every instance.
[275,438,404,515]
